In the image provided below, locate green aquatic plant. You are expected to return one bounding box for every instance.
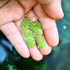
[8,65,17,70]
[30,23,38,32]
[20,18,30,30]
[36,22,41,28]
[22,18,30,25]
[34,30,42,39]
[30,22,41,32]
[23,31,32,38]
[8,65,13,70]
[26,38,35,48]
[23,31,35,38]
[20,18,45,49]
[20,24,29,31]
[37,39,45,49]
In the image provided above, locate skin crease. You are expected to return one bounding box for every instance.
[18,0,38,13]
[0,0,9,8]
[33,3,59,46]
[37,0,64,19]
[0,0,24,25]
[15,18,43,60]
[26,10,52,55]
[0,0,64,61]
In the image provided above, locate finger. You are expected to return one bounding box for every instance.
[0,0,24,26]
[34,3,59,46]
[0,0,9,8]
[0,22,30,58]
[37,0,64,19]
[15,18,43,61]
[26,10,52,55]
[18,0,38,13]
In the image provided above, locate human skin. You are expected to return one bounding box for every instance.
[0,0,9,8]
[0,0,64,61]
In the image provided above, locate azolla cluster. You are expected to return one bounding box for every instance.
[20,18,46,49]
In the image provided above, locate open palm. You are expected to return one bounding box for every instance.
[0,0,64,61]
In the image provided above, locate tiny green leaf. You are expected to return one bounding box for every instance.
[8,65,13,70]
[23,31,33,38]
[37,39,45,49]
[26,38,35,48]
[36,22,41,28]
[30,23,38,32]
[20,18,30,30]
[34,30,42,39]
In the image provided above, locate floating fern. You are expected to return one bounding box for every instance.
[20,18,45,49]
[26,38,35,48]
[37,39,45,49]
[34,30,42,39]
[20,18,30,30]
[23,31,32,38]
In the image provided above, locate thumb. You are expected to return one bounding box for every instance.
[37,0,64,19]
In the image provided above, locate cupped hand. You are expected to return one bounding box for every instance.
[0,0,64,61]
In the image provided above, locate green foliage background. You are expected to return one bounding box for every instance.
[0,0,70,70]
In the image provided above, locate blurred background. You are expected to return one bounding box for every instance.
[0,0,70,70]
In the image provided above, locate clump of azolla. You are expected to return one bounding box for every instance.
[8,65,17,70]
[20,18,46,49]
[23,31,32,38]
[26,38,35,48]
[30,22,41,32]
[36,22,41,28]
[20,18,30,30]
[22,18,30,25]
[37,39,45,49]
[34,30,42,39]
[30,23,38,32]
[23,31,35,38]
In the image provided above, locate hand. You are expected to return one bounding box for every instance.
[0,0,64,61]
[15,0,64,60]
[0,0,37,60]
[33,0,64,46]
